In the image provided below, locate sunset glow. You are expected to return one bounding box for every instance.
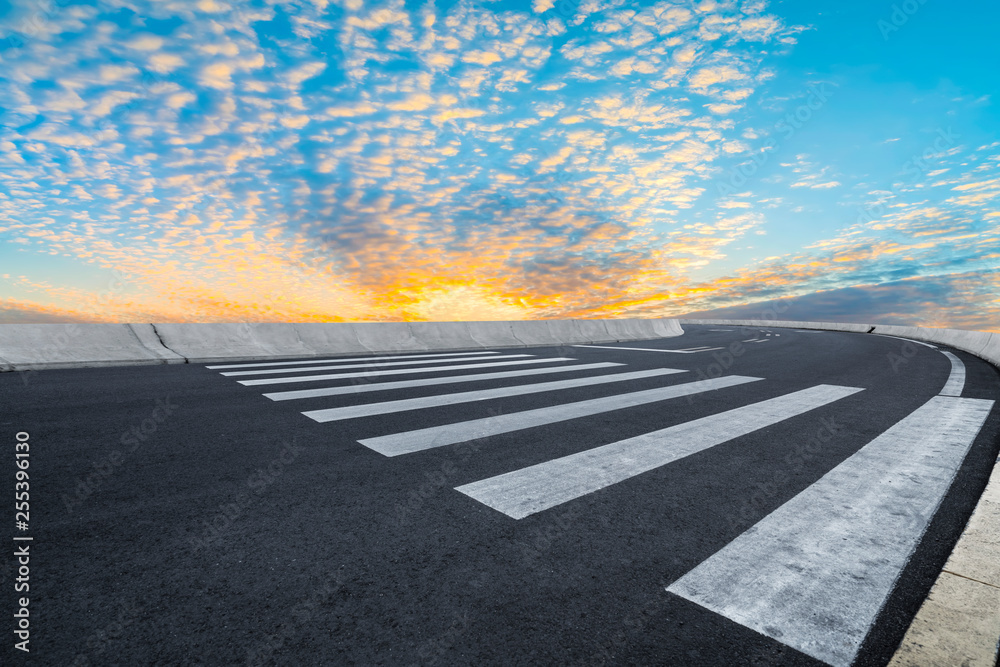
[1,0,998,329]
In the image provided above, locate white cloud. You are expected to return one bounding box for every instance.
[199,62,235,90]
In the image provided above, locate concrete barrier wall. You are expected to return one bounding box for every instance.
[681,319,1000,368]
[466,321,523,348]
[0,318,684,370]
[0,324,185,371]
[682,318,874,333]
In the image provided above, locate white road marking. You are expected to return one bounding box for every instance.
[263,362,623,401]
[667,395,994,667]
[871,333,937,348]
[359,375,763,457]
[572,344,724,354]
[207,351,499,369]
[221,354,533,377]
[457,384,863,520]
[237,357,577,386]
[794,330,825,333]
[303,368,687,423]
[939,351,966,397]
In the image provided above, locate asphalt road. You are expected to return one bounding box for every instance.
[3,324,999,666]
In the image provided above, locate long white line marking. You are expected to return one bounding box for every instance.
[302,368,686,423]
[237,357,577,386]
[359,375,762,457]
[207,351,500,369]
[572,344,724,353]
[457,384,863,520]
[667,395,994,667]
[263,362,623,401]
[221,354,533,377]
[794,330,825,333]
[939,351,966,397]
[871,333,937,349]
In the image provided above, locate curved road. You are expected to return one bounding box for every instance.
[2,324,998,666]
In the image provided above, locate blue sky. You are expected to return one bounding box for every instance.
[1,0,997,328]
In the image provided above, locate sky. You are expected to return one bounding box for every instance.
[0,0,998,329]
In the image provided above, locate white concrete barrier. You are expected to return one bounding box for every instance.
[0,318,685,370]
[684,318,874,333]
[547,319,605,345]
[127,324,187,364]
[405,322,481,351]
[466,321,524,348]
[0,324,184,370]
[151,323,313,363]
[508,320,563,346]
[352,322,427,353]
[603,319,654,340]
[652,318,684,338]
[873,325,996,359]
[683,319,1000,368]
[291,323,371,356]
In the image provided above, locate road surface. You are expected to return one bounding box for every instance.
[3,324,998,666]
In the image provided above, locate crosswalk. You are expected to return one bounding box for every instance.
[667,394,993,667]
[457,384,863,519]
[209,345,994,667]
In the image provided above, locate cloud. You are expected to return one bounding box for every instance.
[688,65,747,92]
[681,271,1000,332]
[283,61,327,88]
[126,34,165,51]
[6,0,917,325]
[148,53,186,73]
